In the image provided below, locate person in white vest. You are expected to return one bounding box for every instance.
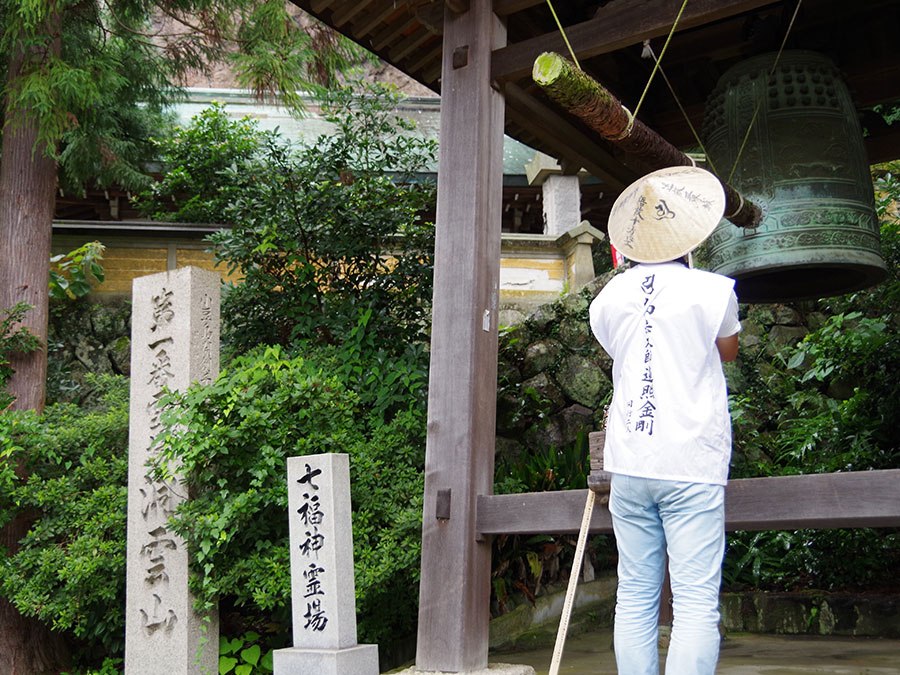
[589,166,741,674]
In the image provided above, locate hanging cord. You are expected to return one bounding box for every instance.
[642,40,719,176]
[632,0,691,119]
[727,0,804,183]
[546,0,580,69]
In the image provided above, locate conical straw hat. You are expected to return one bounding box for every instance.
[607,166,726,263]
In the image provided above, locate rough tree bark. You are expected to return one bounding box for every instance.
[0,19,72,675]
[532,51,762,229]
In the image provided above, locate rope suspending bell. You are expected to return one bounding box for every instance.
[727,0,804,184]
[641,40,719,177]
[546,0,580,70]
[632,0,691,120]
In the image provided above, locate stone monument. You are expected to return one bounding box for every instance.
[274,454,379,675]
[125,267,220,675]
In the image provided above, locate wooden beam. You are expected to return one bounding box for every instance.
[504,82,633,190]
[416,1,445,35]
[423,58,443,85]
[408,44,443,75]
[491,0,780,83]
[532,52,762,228]
[866,126,900,165]
[477,470,900,536]
[372,14,419,51]
[351,0,400,37]
[415,0,506,672]
[479,490,614,536]
[845,61,900,109]
[725,470,900,531]
[446,0,470,13]
[493,0,543,15]
[309,0,335,13]
[331,0,375,27]
[390,25,438,62]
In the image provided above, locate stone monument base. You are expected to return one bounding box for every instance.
[394,665,535,675]
[273,644,379,675]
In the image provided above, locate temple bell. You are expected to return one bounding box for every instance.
[702,50,887,303]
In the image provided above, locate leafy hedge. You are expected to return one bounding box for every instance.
[150,345,425,648]
[0,375,129,658]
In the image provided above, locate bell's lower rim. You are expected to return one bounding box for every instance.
[723,260,888,304]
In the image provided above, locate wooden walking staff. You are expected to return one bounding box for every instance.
[548,430,611,675]
[532,51,763,230]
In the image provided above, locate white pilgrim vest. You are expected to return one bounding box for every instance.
[589,262,740,485]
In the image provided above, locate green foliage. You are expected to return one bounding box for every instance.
[138,104,275,224]
[0,301,41,409]
[0,0,365,170]
[151,345,426,648]
[49,241,105,300]
[724,528,900,592]
[491,431,617,615]
[494,431,589,495]
[0,374,129,660]
[61,657,123,675]
[219,633,274,675]
[228,5,371,109]
[1,0,175,188]
[140,84,437,362]
[133,83,434,663]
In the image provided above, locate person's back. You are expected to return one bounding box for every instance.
[590,261,736,485]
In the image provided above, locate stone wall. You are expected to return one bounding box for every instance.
[721,592,900,638]
[495,272,615,466]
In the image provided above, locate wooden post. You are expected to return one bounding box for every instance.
[415,0,506,671]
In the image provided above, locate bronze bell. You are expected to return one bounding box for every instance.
[702,50,887,303]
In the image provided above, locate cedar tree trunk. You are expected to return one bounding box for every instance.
[0,22,71,675]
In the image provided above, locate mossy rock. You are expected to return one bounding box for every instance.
[559,291,589,317]
[520,372,566,414]
[556,354,610,408]
[522,339,563,379]
[526,303,560,332]
[558,316,592,348]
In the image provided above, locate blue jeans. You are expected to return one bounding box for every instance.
[609,473,725,674]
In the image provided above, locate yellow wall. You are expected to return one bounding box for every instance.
[53,231,589,309]
[52,234,241,298]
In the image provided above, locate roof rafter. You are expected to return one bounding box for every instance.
[491,0,779,83]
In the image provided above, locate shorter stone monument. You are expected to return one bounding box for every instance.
[274,454,379,675]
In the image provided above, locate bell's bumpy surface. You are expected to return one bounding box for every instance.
[703,50,886,303]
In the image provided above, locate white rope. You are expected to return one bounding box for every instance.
[548,488,596,675]
[611,106,635,140]
[725,191,745,219]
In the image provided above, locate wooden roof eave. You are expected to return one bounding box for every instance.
[490,0,783,84]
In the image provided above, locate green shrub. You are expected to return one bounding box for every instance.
[151,345,425,651]
[0,374,129,660]
[219,632,274,675]
[139,84,437,361]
